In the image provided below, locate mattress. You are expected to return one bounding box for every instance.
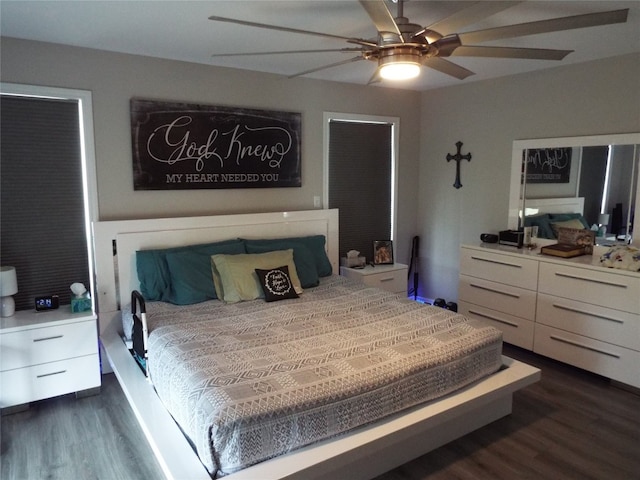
[140,275,503,477]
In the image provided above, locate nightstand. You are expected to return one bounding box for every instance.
[0,307,101,409]
[340,263,408,295]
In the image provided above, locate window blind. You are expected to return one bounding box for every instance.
[1,96,90,311]
[328,120,392,262]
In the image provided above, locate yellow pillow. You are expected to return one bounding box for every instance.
[550,218,585,237]
[211,249,303,303]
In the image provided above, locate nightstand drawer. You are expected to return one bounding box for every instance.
[362,270,406,293]
[460,248,538,290]
[0,354,101,408]
[340,264,408,295]
[0,320,98,371]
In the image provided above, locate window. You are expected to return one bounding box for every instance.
[324,113,398,262]
[0,84,97,311]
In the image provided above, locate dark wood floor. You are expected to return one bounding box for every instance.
[2,345,639,480]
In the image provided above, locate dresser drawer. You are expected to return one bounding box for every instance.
[459,301,534,350]
[534,324,640,388]
[537,293,640,351]
[459,275,537,321]
[538,263,640,313]
[0,320,98,371]
[0,354,101,408]
[460,248,538,290]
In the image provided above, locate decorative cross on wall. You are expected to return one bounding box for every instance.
[446,141,472,189]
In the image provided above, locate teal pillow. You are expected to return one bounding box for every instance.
[136,249,172,301]
[165,242,243,304]
[523,213,554,239]
[244,235,332,278]
[136,239,245,301]
[246,242,319,288]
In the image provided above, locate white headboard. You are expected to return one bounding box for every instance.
[523,197,585,217]
[92,209,339,315]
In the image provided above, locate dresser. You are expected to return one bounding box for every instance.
[459,244,640,388]
[340,263,408,295]
[0,307,101,409]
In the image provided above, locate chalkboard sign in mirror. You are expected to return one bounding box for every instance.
[523,148,572,184]
[131,98,301,190]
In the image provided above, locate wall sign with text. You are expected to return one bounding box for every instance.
[131,99,301,190]
[523,147,572,184]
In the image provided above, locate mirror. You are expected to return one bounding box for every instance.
[508,133,640,247]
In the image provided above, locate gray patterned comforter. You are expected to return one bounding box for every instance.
[143,275,503,477]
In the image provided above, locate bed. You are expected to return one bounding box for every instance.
[522,196,588,239]
[93,209,540,480]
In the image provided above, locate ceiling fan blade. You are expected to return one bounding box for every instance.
[459,9,629,44]
[208,15,355,43]
[347,38,379,48]
[288,56,364,78]
[451,45,572,61]
[358,0,403,42]
[422,57,475,80]
[422,1,521,40]
[211,48,365,58]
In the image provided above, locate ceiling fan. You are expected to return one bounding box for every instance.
[209,0,629,83]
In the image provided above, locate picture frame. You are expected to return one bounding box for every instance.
[557,227,596,254]
[373,240,394,265]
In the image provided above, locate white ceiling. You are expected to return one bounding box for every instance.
[2,1,639,91]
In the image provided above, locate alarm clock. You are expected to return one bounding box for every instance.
[35,295,59,311]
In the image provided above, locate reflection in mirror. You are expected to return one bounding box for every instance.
[508,133,640,247]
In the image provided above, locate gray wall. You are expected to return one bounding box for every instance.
[0,37,421,264]
[2,37,639,300]
[418,52,640,302]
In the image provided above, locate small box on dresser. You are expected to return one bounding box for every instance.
[340,263,408,295]
[0,307,101,409]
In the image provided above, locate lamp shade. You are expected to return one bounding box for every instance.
[0,266,18,296]
[598,213,610,226]
[378,48,421,81]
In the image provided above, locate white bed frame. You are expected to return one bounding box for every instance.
[93,209,540,480]
[523,196,585,217]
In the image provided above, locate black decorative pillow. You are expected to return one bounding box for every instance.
[255,265,299,302]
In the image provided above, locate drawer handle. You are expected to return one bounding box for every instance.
[554,272,628,289]
[470,256,523,269]
[379,276,395,282]
[552,303,624,324]
[469,283,520,299]
[468,309,519,328]
[549,335,620,359]
[33,335,64,342]
[37,370,67,378]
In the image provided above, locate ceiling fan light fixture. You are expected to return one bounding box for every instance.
[378,52,421,80]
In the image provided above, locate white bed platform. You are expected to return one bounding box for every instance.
[93,209,540,480]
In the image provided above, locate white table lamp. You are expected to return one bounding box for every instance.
[598,213,610,237]
[1,266,18,317]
